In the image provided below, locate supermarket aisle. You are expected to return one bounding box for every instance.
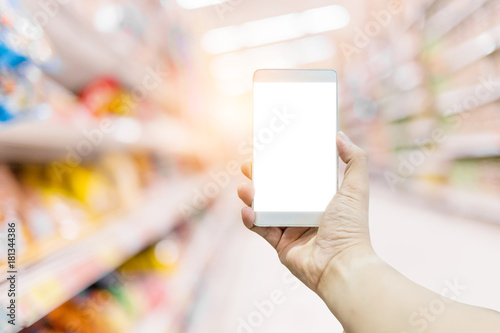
[370,184,500,313]
[187,181,500,332]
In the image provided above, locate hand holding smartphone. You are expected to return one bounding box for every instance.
[252,69,338,227]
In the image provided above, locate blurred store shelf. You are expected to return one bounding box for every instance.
[436,78,500,114]
[132,189,234,333]
[440,133,500,159]
[342,0,500,233]
[440,27,500,74]
[21,0,168,91]
[425,0,491,40]
[0,115,194,162]
[405,180,500,225]
[0,176,205,332]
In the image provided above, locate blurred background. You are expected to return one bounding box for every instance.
[1,0,500,332]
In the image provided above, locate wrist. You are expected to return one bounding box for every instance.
[315,253,404,333]
[317,245,381,306]
[316,248,383,332]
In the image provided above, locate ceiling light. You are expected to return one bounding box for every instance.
[176,0,228,10]
[94,5,123,33]
[300,5,350,34]
[212,35,336,95]
[201,25,242,54]
[241,13,303,48]
[202,5,349,54]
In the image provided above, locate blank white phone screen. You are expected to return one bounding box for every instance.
[253,81,337,212]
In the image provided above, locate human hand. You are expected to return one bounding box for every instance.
[237,131,376,294]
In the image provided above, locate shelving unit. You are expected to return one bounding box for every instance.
[439,27,500,74]
[132,188,235,333]
[20,0,172,91]
[0,113,194,162]
[0,1,218,331]
[424,0,491,40]
[438,133,500,159]
[0,176,206,332]
[341,0,500,225]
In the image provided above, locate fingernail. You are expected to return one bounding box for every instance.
[338,131,352,144]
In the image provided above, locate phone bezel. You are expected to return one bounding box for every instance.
[252,69,339,227]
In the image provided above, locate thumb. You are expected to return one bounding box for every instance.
[336,131,369,201]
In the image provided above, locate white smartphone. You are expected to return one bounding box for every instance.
[252,69,338,227]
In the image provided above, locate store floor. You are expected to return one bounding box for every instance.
[186,182,500,333]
